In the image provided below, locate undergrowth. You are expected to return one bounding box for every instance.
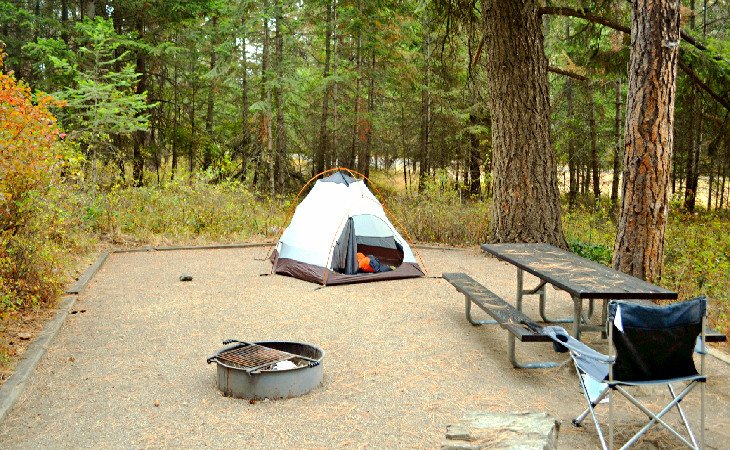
[2,170,728,339]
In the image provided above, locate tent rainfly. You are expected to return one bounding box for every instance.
[270,171,424,285]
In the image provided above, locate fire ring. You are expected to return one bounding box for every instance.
[206,340,325,400]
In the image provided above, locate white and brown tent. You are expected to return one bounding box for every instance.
[270,171,424,285]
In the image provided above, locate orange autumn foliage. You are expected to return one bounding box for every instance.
[0,51,66,309]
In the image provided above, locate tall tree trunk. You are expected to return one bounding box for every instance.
[707,158,714,209]
[82,0,95,19]
[613,0,679,282]
[611,78,622,206]
[483,0,566,247]
[260,1,274,194]
[240,25,249,176]
[468,113,481,197]
[684,0,702,212]
[133,18,147,187]
[171,56,179,180]
[589,82,600,200]
[314,0,333,176]
[418,10,431,192]
[204,16,218,171]
[61,0,69,41]
[351,2,362,171]
[684,88,700,211]
[330,2,338,167]
[274,0,285,191]
[566,78,578,208]
[362,49,375,179]
[189,84,196,176]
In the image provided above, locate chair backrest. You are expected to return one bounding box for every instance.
[607,297,706,382]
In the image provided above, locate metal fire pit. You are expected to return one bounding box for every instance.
[206,340,324,400]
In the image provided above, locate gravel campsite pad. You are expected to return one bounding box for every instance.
[1,247,728,448]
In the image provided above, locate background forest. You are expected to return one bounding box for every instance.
[1,0,729,367]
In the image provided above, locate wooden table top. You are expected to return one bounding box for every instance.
[481,243,678,300]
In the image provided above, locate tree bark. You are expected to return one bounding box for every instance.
[611,78,622,206]
[171,54,179,180]
[362,49,375,179]
[684,87,701,211]
[240,26,249,177]
[483,0,566,247]
[133,18,147,187]
[468,113,482,197]
[82,0,95,19]
[566,77,578,208]
[418,10,431,192]
[189,67,197,177]
[589,82,600,201]
[262,2,274,195]
[314,0,333,176]
[613,0,680,282]
[204,16,218,170]
[274,0,285,191]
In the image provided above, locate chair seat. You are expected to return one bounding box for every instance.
[576,354,706,386]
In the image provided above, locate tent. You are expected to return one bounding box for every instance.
[270,171,424,285]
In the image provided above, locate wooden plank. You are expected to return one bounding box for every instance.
[443,273,551,342]
[481,243,677,300]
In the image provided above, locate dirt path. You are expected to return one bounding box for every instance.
[0,247,727,449]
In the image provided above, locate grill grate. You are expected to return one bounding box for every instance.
[216,344,295,371]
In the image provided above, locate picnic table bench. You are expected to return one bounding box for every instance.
[443,272,558,369]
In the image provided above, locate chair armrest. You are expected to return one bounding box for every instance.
[543,326,615,363]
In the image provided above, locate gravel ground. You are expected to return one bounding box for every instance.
[0,247,728,449]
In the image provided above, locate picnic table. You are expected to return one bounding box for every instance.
[480,243,678,339]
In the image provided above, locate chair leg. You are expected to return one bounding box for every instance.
[572,362,609,450]
[669,384,699,448]
[615,384,698,449]
[609,386,614,450]
[574,386,610,426]
[700,381,705,450]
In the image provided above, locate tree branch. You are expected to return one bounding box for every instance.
[548,65,588,81]
[539,6,724,61]
[539,5,729,111]
[677,58,730,110]
[538,7,629,33]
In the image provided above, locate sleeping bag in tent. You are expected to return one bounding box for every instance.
[270,171,423,285]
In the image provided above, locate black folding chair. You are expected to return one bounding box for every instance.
[544,297,707,450]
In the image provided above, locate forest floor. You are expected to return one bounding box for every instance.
[0,247,728,449]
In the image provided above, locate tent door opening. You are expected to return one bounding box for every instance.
[331,215,404,274]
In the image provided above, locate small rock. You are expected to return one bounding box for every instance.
[68,356,76,362]
[249,399,257,405]
[154,399,160,407]
[179,274,193,282]
[17,332,32,340]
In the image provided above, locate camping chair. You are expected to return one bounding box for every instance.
[544,296,707,450]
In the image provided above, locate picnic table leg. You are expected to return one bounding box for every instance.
[507,333,559,369]
[573,295,582,339]
[465,295,497,326]
[587,298,595,318]
[516,268,524,311]
[537,284,573,324]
